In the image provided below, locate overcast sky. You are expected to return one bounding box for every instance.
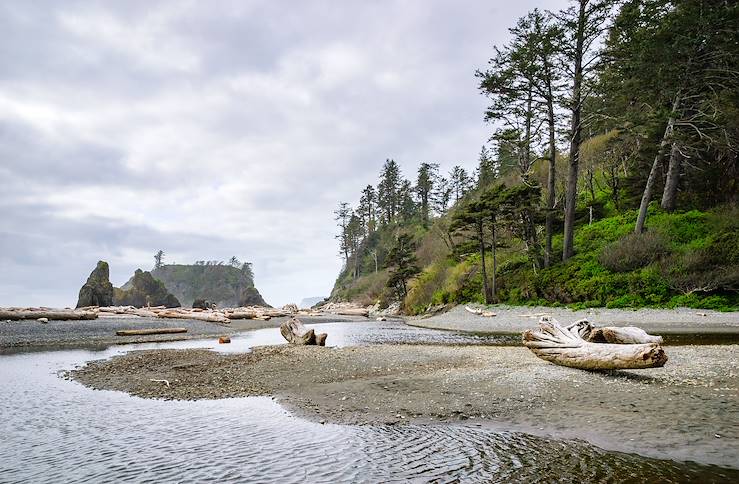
[1,0,566,308]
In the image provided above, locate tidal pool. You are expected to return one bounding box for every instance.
[1,322,736,483]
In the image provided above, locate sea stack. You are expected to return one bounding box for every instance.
[76,261,114,308]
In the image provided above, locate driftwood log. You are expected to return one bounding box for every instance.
[280,318,327,346]
[0,308,98,321]
[523,317,667,370]
[223,310,257,320]
[565,319,664,344]
[116,328,188,336]
[465,306,496,317]
[156,310,230,324]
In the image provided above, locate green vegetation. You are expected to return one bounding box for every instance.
[150,261,267,308]
[114,269,181,308]
[330,0,737,314]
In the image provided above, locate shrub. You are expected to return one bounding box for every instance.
[599,231,669,272]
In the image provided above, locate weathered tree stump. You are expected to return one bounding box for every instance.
[280,318,327,346]
[523,317,667,370]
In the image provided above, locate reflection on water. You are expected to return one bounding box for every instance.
[1,324,737,483]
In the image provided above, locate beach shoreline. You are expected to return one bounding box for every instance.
[67,342,739,468]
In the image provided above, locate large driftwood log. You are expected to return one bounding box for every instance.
[156,310,230,324]
[333,308,370,317]
[523,318,667,370]
[0,308,98,321]
[223,310,257,320]
[280,318,327,346]
[465,306,496,317]
[116,328,188,336]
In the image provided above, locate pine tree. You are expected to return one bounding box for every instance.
[334,202,351,263]
[449,166,472,202]
[154,250,165,269]
[358,185,377,233]
[415,162,439,227]
[476,145,497,188]
[377,159,402,225]
[385,233,420,300]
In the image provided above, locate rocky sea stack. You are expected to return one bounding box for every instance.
[151,263,269,308]
[114,269,181,308]
[76,261,114,308]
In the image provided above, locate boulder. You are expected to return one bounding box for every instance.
[76,261,115,308]
[192,298,215,310]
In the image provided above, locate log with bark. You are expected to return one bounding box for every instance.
[116,328,188,336]
[280,318,327,346]
[0,308,98,321]
[522,317,667,370]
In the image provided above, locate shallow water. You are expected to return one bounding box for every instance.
[1,323,737,483]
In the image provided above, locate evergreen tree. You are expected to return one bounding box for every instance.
[433,176,452,215]
[449,166,472,202]
[385,233,420,300]
[377,159,402,225]
[558,0,615,260]
[154,250,165,269]
[476,145,497,187]
[334,202,351,263]
[398,179,418,224]
[358,185,377,233]
[415,163,439,227]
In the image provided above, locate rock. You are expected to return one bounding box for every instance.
[239,286,268,307]
[218,336,231,344]
[113,269,181,308]
[76,261,115,308]
[192,298,215,310]
[38,317,48,323]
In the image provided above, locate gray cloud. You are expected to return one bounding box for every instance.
[1,0,566,307]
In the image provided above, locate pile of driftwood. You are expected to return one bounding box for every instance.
[1,300,380,325]
[0,308,98,321]
[523,317,667,370]
[310,302,370,317]
[0,305,292,324]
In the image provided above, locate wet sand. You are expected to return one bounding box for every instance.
[69,343,739,468]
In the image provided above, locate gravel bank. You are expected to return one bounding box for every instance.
[0,314,373,352]
[0,317,232,352]
[69,343,739,468]
[408,305,739,334]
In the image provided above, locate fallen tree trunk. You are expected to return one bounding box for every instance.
[224,310,257,320]
[0,308,98,321]
[334,308,369,317]
[156,310,230,324]
[116,328,188,336]
[523,318,667,370]
[280,318,327,346]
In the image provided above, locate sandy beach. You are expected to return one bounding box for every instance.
[68,340,739,468]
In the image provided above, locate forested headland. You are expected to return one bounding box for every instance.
[330,0,738,313]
